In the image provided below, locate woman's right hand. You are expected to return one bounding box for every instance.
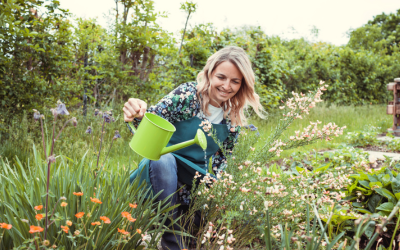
[123,98,147,122]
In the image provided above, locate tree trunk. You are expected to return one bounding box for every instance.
[139,46,150,81]
[178,10,191,55]
[143,54,156,82]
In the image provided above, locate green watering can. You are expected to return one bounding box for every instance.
[128,113,207,161]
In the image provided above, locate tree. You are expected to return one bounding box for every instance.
[178,1,197,55]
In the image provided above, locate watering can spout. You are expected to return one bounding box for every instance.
[160,129,207,155]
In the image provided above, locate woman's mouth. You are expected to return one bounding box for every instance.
[217,88,230,97]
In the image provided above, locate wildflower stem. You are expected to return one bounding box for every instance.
[44,114,57,240]
[47,198,63,227]
[101,139,114,167]
[40,117,47,160]
[96,119,106,173]
[0,230,4,247]
[389,210,400,249]
[94,225,103,247]
[54,118,73,142]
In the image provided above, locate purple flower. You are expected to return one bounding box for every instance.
[245,124,258,131]
[94,109,100,116]
[102,113,111,123]
[113,130,121,140]
[71,117,77,127]
[85,126,92,134]
[48,154,56,163]
[33,109,41,121]
[56,101,69,116]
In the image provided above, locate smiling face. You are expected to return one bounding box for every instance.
[209,61,243,107]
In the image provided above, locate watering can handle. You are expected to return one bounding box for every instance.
[127,122,137,134]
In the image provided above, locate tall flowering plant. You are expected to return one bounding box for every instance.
[186,81,347,249]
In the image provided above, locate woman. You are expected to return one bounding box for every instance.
[123,46,264,250]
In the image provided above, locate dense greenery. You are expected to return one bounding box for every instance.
[1,1,400,137]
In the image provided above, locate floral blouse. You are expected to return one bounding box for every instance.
[127,81,241,204]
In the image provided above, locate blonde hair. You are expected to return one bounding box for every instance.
[196,46,265,126]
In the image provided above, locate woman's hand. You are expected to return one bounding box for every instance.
[123,98,147,122]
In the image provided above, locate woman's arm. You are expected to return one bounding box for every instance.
[126,82,200,133]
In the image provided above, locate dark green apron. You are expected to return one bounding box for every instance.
[129,116,229,195]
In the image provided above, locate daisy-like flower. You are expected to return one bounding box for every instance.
[91,221,101,226]
[34,205,43,211]
[117,228,129,235]
[75,212,85,219]
[121,211,130,218]
[136,229,142,234]
[61,202,68,207]
[100,216,111,224]
[129,203,137,208]
[0,223,12,230]
[73,192,83,196]
[90,197,102,204]
[35,214,44,221]
[29,225,44,233]
[61,225,69,233]
[66,220,72,226]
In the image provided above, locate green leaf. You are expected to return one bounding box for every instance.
[382,174,391,187]
[369,182,383,189]
[359,180,371,189]
[375,188,396,203]
[367,194,382,213]
[392,180,400,194]
[354,208,372,214]
[376,202,394,212]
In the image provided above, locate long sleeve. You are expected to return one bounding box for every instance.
[126,82,200,134]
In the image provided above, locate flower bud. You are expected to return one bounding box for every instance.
[42,240,50,246]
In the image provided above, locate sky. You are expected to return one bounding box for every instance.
[57,0,399,46]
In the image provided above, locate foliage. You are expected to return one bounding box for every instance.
[0,101,178,249]
[184,84,348,249]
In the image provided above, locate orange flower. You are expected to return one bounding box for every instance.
[117,228,129,235]
[136,229,141,234]
[61,225,69,233]
[60,202,68,207]
[0,223,12,230]
[35,214,44,221]
[90,197,102,204]
[100,216,111,224]
[129,203,137,208]
[121,211,130,218]
[127,215,136,223]
[66,220,72,226]
[75,212,85,219]
[73,192,83,196]
[29,225,44,234]
[34,205,43,211]
[91,221,101,226]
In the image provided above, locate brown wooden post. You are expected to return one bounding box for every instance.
[388,78,400,136]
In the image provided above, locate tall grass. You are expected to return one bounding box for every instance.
[251,104,391,157]
[0,104,391,168]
